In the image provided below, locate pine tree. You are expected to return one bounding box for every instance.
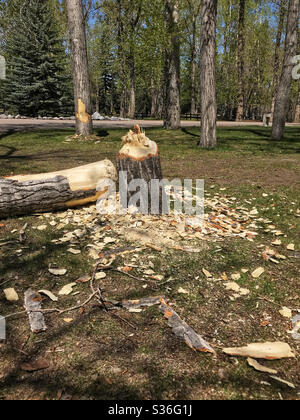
[4,0,72,117]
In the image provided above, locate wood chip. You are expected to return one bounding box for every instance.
[75,274,91,284]
[247,357,278,374]
[279,307,292,318]
[202,268,212,278]
[21,357,50,372]
[251,267,265,278]
[63,318,73,323]
[178,287,189,294]
[223,341,295,359]
[48,267,67,276]
[4,288,19,302]
[67,248,81,255]
[58,283,77,296]
[95,272,107,280]
[38,290,58,302]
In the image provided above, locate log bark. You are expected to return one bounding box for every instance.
[160,298,215,354]
[116,125,166,214]
[24,290,47,334]
[0,160,117,219]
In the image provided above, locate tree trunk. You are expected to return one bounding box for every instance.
[150,78,157,117]
[116,126,166,214]
[128,54,136,119]
[95,80,100,113]
[272,0,299,140]
[198,0,218,148]
[116,0,127,119]
[294,85,300,122]
[270,0,287,124]
[190,15,197,115]
[164,0,181,130]
[66,0,93,136]
[190,59,197,115]
[236,0,245,121]
[0,161,117,218]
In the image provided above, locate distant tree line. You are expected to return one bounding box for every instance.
[0,0,299,143]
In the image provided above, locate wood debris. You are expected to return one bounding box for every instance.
[251,267,265,278]
[24,289,47,333]
[159,298,215,354]
[202,268,212,278]
[122,296,162,310]
[223,341,295,360]
[21,357,50,372]
[48,267,67,276]
[279,307,292,319]
[4,288,19,302]
[247,357,278,374]
[269,376,295,389]
[58,283,77,296]
[38,290,58,302]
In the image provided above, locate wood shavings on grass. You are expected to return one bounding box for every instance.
[34,191,265,254]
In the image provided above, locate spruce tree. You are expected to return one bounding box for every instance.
[4,0,72,117]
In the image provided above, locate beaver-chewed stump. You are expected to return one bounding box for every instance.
[116,125,167,214]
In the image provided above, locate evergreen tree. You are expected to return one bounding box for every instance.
[4,0,72,117]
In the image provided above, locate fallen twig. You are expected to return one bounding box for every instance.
[114,268,158,285]
[19,223,28,243]
[0,241,18,247]
[4,291,99,320]
[0,278,14,288]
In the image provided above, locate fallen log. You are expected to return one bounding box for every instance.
[0,160,117,218]
[116,125,167,214]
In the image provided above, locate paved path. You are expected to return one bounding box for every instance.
[0,118,299,135]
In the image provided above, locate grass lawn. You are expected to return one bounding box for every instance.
[0,125,299,400]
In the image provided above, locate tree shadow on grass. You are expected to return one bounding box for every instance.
[1,311,285,400]
[0,232,295,400]
[94,129,110,138]
[181,128,199,138]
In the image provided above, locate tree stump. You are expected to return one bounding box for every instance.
[0,160,117,219]
[116,125,166,214]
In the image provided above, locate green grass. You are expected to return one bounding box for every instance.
[0,126,299,177]
[0,125,299,400]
